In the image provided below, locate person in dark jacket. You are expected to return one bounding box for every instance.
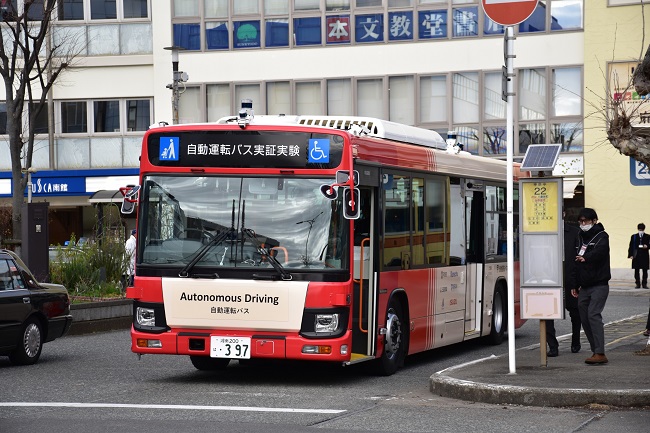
[627,223,650,288]
[546,212,582,357]
[571,208,610,365]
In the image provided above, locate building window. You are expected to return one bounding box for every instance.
[453,72,479,124]
[327,79,352,116]
[175,0,199,17]
[452,7,478,37]
[126,99,150,131]
[389,76,415,125]
[206,0,228,18]
[294,17,322,46]
[27,0,45,21]
[519,1,546,33]
[552,122,583,152]
[234,0,259,15]
[552,67,581,117]
[265,0,288,15]
[91,0,117,20]
[420,75,447,124]
[295,0,320,11]
[62,101,88,133]
[357,78,384,119]
[30,103,49,134]
[58,0,84,20]
[519,68,546,121]
[326,15,351,44]
[234,20,261,48]
[419,10,447,39]
[355,14,384,43]
[93,100,120,132]
[483,126,507,155]
[267,81,291,115]
[551,0,583,30]
[296,81,322,115]
[0,103,6,134]
[484,71,506,120]
[265,19,289,47]
[206,22,229,50]
[174,23,201,50]
[388,11,414,41]
[124,0,148,19]
[207,84,231,121]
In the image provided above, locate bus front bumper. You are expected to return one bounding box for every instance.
[130,326,355,362]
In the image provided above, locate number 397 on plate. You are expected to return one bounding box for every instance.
[210,336,251,359]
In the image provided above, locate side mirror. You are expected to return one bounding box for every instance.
[320,184,338,200]
[336,170,359,186]
[343,187,360,220]
[120,185,140,214]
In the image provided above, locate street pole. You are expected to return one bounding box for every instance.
[164,46,186,125]
[505,26,516,374]
[170,48,179,125]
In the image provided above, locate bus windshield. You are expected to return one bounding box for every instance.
[140,175,349,272]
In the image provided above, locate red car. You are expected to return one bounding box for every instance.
[0,249,72,365]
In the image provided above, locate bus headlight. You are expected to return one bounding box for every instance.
[136,307,156,326]
[315,313,339,333]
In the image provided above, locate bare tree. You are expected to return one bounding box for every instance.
[2,0,81,244]
[601,3,650,165]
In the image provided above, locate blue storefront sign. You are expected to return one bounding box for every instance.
[26,176,86,196]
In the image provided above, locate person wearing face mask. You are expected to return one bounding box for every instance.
[628,223,650,289]
[571,208,611,365]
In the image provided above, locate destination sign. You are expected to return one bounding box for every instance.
[147,131,344,169]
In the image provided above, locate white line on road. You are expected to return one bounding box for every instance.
[0,402,346,414]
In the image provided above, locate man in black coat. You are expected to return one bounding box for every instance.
[628,223,650,289]
[572,208,610,365]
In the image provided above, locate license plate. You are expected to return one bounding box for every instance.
[210,336,251,359]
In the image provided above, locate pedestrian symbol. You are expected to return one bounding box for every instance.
[160,137,179,161]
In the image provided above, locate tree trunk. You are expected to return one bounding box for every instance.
[634,44,650,96]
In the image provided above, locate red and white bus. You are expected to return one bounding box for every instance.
[124,107,526,375]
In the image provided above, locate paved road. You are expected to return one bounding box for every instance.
[1,291,648,433]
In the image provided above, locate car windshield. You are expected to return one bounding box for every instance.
[139,175,349,271]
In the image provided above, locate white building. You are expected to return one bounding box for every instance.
[0,0,585,246]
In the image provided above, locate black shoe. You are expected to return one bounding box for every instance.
[571,344,581,353]
[547,348,559,357]
[635,284,641,288]
[643,285,648,289]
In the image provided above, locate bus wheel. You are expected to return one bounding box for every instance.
[190,356,230,371]
[488,286,507,345]
[376,299,406,376]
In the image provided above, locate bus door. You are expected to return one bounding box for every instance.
[350,168,378,362]
[462,180,485,338]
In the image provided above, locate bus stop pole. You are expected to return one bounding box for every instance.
[505,26,516,374]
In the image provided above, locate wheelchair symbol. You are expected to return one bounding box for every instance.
[308,139,330,163]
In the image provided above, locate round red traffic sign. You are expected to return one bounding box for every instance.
[482,0,538,26]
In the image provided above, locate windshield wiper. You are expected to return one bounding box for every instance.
[242,228,292,281]
[178,228,235,278]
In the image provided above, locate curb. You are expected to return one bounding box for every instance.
[68,299,132,335]
[429,367,650,408]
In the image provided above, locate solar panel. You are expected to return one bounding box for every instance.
[520,144,562,171]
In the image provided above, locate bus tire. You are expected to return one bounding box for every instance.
[190,356,230,371]
[488,285,507,345]
[9,317,43,366]
[375,298,406,376]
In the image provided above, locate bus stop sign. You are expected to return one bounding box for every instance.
[482,0,538,26]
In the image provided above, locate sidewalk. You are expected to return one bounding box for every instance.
[429,282,650,408]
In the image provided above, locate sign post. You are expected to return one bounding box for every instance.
[482,0,538,374]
